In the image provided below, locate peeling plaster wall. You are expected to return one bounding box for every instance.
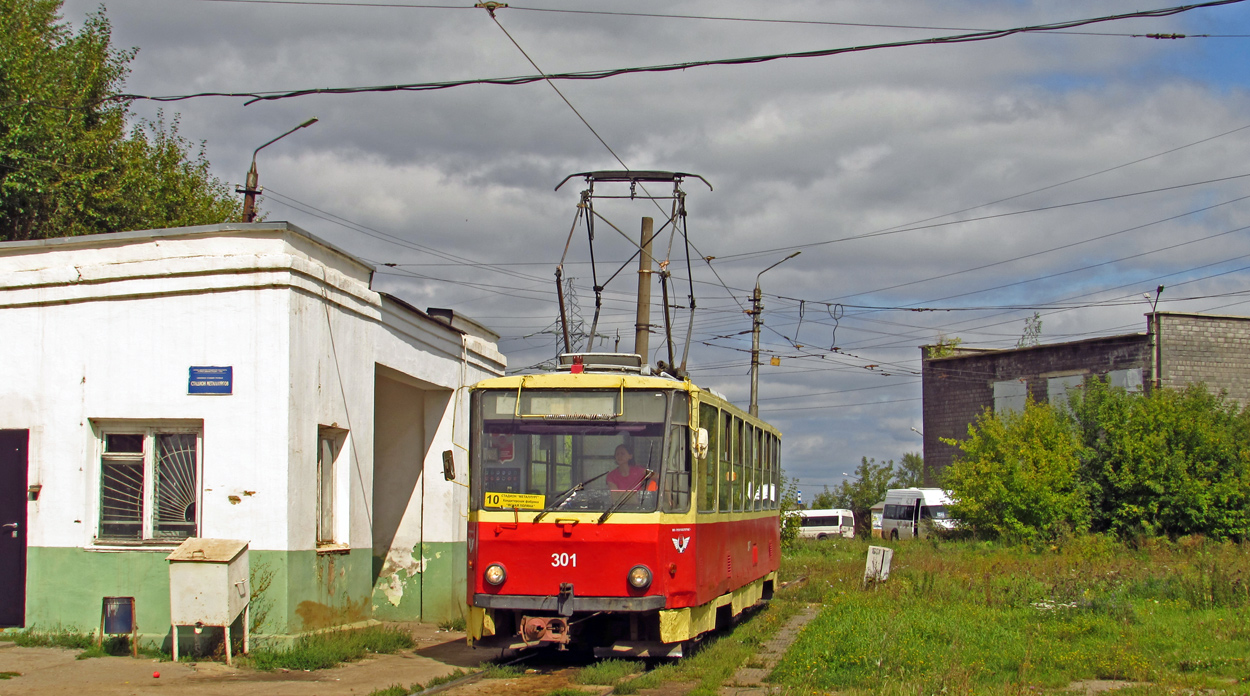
[372,373,430,617]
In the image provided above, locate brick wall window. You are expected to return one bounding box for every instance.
[1107,368,1143,393]
[1048,375,1085,410]
[993,379,1027,414]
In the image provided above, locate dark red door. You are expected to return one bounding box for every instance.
[0,430,28,627]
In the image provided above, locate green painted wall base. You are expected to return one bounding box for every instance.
[369,541,465,624]
[21,545,446,646]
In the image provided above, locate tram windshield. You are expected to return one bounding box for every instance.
[471,388,690,515]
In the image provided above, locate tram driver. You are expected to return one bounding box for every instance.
[607,444,656,502]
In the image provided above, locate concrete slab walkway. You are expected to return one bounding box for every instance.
[720,604,819,696]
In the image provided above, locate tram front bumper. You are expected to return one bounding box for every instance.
[473,593,666,613]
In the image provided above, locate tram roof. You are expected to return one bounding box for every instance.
[471,371,686,391]
[470,371,782,435]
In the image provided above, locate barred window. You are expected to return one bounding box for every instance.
[98,426,200,543]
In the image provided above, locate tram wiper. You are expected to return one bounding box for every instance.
[597,469,655,525]
[533,470,611,523]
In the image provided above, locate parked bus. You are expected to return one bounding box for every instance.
[796,508,855,540]
[881,488,953,540]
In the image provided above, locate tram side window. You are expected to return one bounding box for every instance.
[753,427,763,511]
[719,411,733,512]
[771,435,781,509]
[699,404,718,513]
[663,393,691,513]
[761,430,772,510]
[663,423,690,512]
[740,419,750,507]
[733,417,745,513]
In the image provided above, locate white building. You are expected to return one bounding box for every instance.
[0,223,505,643]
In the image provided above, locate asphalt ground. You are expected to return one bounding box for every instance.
[0,623,484,696]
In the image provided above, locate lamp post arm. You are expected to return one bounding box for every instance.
[252,117,319,161]
[749,250,800,416]
[240,118,318,223]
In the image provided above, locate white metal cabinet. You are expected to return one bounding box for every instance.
[166,538,249,663]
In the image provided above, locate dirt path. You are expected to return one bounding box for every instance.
[0,624,486,696]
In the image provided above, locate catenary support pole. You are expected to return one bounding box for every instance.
[635,217,654,363]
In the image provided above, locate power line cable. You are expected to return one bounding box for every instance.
[166,0,1250,36]
[103,0,1246,105]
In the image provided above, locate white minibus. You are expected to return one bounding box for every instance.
[797,508,855,540]
[881,488,953,540]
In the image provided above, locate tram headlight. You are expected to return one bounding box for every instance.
[627,565,652,590]
[484,563,507,586]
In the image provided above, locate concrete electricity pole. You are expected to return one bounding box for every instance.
[634,217,654,361]
[239,118,319,222]
[750,251,800,416]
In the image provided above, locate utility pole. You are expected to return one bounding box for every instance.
[1147,284,1164,390]
[750,251,800,416]
[239,117,319,222]
[634,217,654,362]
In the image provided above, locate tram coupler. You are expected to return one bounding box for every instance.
[557,582,575,616]
[520,616,571,648]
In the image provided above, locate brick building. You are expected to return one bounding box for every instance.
[921,312,1250,479]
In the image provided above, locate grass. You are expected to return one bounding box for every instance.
[75,635,162,660]
[768,535,1250,695]
[248,625,415,671]
[3,627,162,660]
[365,668,475,696]
[573,659,643,685]
[366,686,412,696]
[7,627,95,650]
[437,617,466,632]
[608,600,801,696]
[480,663,524,679]
[0,672,19,680]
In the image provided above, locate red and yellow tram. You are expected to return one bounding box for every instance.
[466,353,781,657]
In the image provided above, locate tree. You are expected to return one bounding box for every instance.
[941,398,1089,542]
[827,457,896,536]
[1,0,239,240]
[893,452,924,488]
[810,486,837,510]
[925,334,963,359]
[778,476,803,547]
[1016,312,1042,348]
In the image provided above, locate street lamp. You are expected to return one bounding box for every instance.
[910,427,924,437]
[750,250,801,416]
[239,117,319,222]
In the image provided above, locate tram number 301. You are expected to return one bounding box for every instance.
[551,553,577,567]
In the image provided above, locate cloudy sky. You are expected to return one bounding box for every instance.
[60,0,1250,500]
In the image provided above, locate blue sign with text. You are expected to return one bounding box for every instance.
[189,366,233,395]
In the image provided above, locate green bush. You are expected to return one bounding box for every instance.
[942,397,1089,542]
[942,380,1250,542]
[1071,381,1250,541]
